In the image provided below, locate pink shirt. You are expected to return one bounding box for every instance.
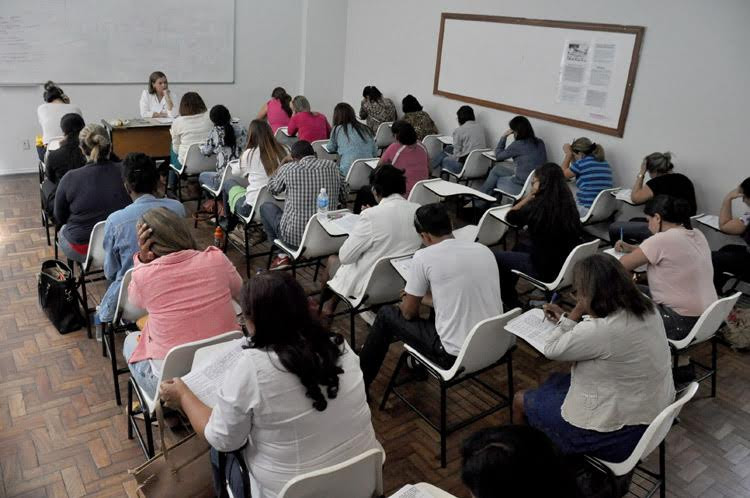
[266,98,291,133]
[127,247,242,363]
[380,142,429,194]
[287,111,331,142]
[640,228,717,317]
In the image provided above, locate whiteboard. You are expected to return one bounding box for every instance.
[434,14,644,137]
[0,0,235,84]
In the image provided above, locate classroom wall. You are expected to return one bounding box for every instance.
[341,0,750,213]
[0,0,307,176]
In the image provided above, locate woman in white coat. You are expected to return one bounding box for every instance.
[139,71,178,118]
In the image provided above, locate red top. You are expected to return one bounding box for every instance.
[380,142,429,194]
[287,111,331,143]
[266,98,291,133]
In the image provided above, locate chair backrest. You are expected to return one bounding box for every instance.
[358,254,415,306]
[112,268,146,324]
[83,220,107,272]
[312,140,338,163]
[159,330,244,385]
[595,382,699,475]
[454,148,492,180]
[296,215,348,260]
[669,292,742,349]
[239,185,284,224]
[548,239,601,289]
[445,308,521,378]
[580,188,620,224]
[422,135,444,163]
[374,122,394,149]
[407,179,442,206]
[474,207,510,246]
[345,158,377,191]
[182,144,217,176]
[277,448,384,498]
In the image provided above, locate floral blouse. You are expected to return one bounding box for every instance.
[359,98,397,133]
[200,120,248,173]
[402,110,438,141]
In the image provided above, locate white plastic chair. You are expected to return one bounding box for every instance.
[586,382,699,498]
[326,253,414,349]
[345,157,379,192]
[274,126,299,147]
[277,448,385,498]
[127,330,244,458]
[494,171,535,204]
[312,139,338,163]
[452,205,510,247]
[580,187,620,224]
[374,121,394,150]
[271,214,348,279]
[169,144,216,201]
[422,134,444,164]
[668,292,741,397]
[440,148,493,185]
[232,186,285,277]
[194,163,233,228]
[70,220,107,338]
[511,239,600,295]
[380,308,521,467]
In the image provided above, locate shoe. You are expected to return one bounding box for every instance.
[269,255,291,270]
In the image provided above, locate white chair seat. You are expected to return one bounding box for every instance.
[512,239,600,292]
[452,225,479,242]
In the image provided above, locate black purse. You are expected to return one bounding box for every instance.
[37,260,84,334]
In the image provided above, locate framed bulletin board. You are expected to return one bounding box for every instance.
[433,13,645,137]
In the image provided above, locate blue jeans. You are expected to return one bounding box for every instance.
[57,224,87,263]
[481,164,522,197]
[429,145,462,177]
[123,332,159,399]
[260,202,283,243]
[199,171,220,190]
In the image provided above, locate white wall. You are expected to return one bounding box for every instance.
[342,0,750,212]
[0,0,306,176]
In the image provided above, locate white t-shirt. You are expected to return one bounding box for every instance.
[404,238,503,355]
[139,89,178,118]
[37,103,83,144]
[204,340,381,498]
[170,112,213,165]
[231,148,271,208]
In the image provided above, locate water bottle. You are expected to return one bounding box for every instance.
[213,226,224,247]
[317,187,329,215]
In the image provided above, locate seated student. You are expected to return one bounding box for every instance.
[37,81,83,147]
[256,87,293,133]
[517,254,675,463]
[616,196,718,340]
[41,113,87,218]
[493,163,585,308]
[326,102,377,176]
[609,152,697,244]
[320,165,422,313]
[159,272,381,497]
[561,137,613,216]
[98,154,185,324]
[168,92,213,190]
[379,121,429,194]
[461,426,576,498]
[479,116,547,197]
[430,105,486,177]
[139,71,177,118]
[401,94,438,141]
[287,95,331,143]
[54,124,131,263]
[260,141,346,269]
[125,208,242,398]
[713,178,750,293]
[359,85,397,133]
[198,105,248,190]
[359,203,502,395]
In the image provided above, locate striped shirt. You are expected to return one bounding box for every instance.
[266,156,347,247]
[570,156,613,208]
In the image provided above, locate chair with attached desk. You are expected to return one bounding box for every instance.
[439,148,493,186]
[374,122,394,152]
[494,171,535,205]
[345,158,379,193]
[585,382,699,498]
[231,186,285,277]
[169,144,216,203]
[580,187,621,241]
[452,205,510,248]
[422,135,444,164]
[408,178,496,207]
[70,220,108,339]
[194,164,233,228]
[312,139,339,163]
[274,126,299,147]
[126,330,244,458]
[380,308,521,468]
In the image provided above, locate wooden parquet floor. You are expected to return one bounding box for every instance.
[1,173,750,497]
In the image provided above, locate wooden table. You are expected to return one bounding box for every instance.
[102,118,172,159]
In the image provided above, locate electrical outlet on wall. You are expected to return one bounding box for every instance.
[22,139,31,150]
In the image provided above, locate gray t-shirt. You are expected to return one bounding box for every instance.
[451,121,486,159]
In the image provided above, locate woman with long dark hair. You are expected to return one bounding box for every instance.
[159,272,380,497]
[359,85,397,133]
[198,104,248,189]
[326,102,376,175]
[493,163,585,307]
[256,86,293,133]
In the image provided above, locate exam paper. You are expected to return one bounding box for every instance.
[504,308,557,353]
[182,341,245,407]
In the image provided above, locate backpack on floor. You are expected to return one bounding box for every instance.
[37,260,84,334]
[719,306,750,350]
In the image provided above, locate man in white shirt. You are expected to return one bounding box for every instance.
[359,203,503,394]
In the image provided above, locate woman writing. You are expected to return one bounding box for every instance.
[359,85,397,133]
[139,71,177,118]
[159,272,381,497]
[287,95,331,143]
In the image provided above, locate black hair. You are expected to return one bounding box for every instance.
[508,116,537,143]
[122,153,159,195]
[271,87,293,118]
[390,120,405,136]
[290,140,315,160]
[395,121,417,146]
[43,81,67,103]
[740,177,750,197]
[574,254,655,319]
[332,102,371,142]
[362,85,383,102]
[414,203,452,236]
[644,195,693,228]
[457,105,475,125]
[370,164,407,198]
[402,94,423,113]
[209,105,236,150]
[241,272,345,411]
[462,426,576,498]
[60,113,85,144]
[526,163,584,239]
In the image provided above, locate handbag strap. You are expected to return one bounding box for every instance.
[155,403,172,463]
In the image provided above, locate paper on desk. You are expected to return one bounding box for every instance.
[695,214,720,230]
[329,213,360,234]
[181,340,245,407]
[614,188,633,202]
[390,485,433,498]
[365,159,379,168]
[154,117,174,124]
[504,308,557,353]
[437,135,453,145]
[391,256,413,281]
[603,248,647,273]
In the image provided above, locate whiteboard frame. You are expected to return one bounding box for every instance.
[433,13,645,137]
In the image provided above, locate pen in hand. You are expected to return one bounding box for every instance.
[543,293,561,322]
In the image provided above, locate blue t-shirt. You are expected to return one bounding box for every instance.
[570,156,613,208]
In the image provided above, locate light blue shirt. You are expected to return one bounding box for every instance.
[98,194,185,322]
[326,124,377,176]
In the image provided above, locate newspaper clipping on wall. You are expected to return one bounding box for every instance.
[557,39,618,122]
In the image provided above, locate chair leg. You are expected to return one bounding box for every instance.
[127,380,134,439]
[79,270,92,339]
[711,337,718,398]
[109,325,122,406]
[659,440,666,498]
[313,259,321,282]
[101,322,107,357]
[506,353,514,422]
[194,189,203,228]
[380,352,408,410]
[143,408,155,458]
[439,381,447,468]
[266,247,275,269]
[244,225,252,278]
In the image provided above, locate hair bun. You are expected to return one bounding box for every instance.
[44,80,55,90]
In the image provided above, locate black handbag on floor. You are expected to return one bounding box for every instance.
[37,260,84,334]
